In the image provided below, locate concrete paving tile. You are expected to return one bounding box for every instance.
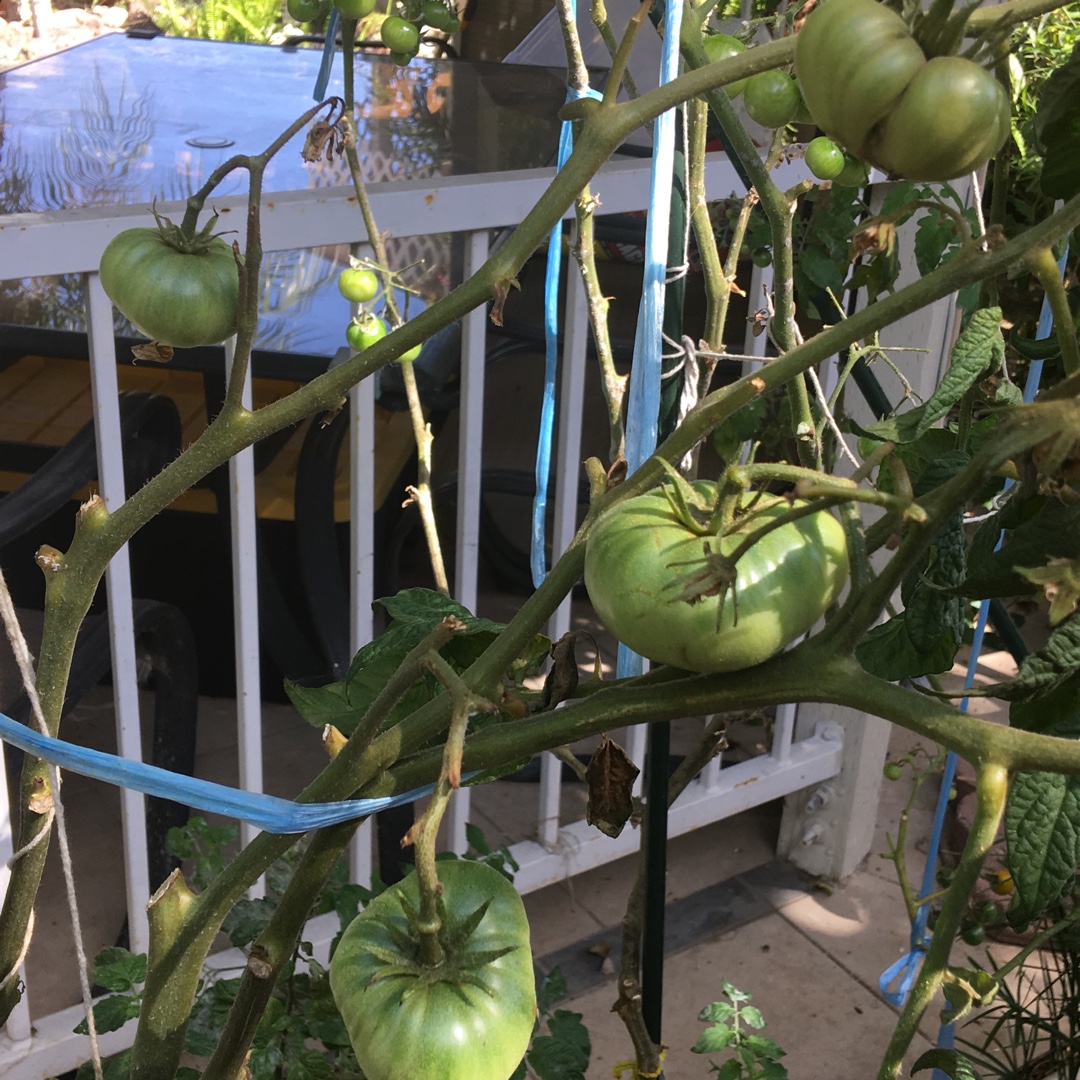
[569,911,934,1080]
[522,876,607,956]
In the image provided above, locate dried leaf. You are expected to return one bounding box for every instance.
[585,736,639,838]
[131,341,174,364]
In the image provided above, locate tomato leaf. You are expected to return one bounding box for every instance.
[585,736,640,839]
[285,1046,336,1080]
[73,993,141,1036]
[1005,759,1080,926]
[965,612,1080,703]
[853,308,1003,443]
[223,896,278,948]
[526,1010,591,1080]
[91,946,147,993]
[692,1024,736,1053]
[75,1050,133,1080]
[856,611,960,679]
[912,1046,984,1078]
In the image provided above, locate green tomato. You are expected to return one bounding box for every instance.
[973,899,1000,926]
[701,32,748,98]
[882,761,904,781]
[347,314,388,351]
[750,247,772,268]
[288,0,330,22]
[794,0,925,158]
[960,922,987,947]
[834,153,870,188]
[421,0,459,33]
[805,136,846,181]
[330,860,536,1080]
[381,15,421,55]
[743,71,802,128]
[864,56,1010,181]
[99,225,238,348]
[333,0,376,16]
[584,483,849,673]
[338,267,379,304]
[399,341,422,363]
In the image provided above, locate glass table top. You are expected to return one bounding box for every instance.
[0,35,580,363]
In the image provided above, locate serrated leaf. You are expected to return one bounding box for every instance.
[969,612,1080,704]
[714,1058,744,1080]
[223,896,277,948]
[76,1050,131,1080]
[1011,672,1080,735]
[912,1047,984,1079]
[855,309,1003,444]
[692,1024,736,1054]
[92,947,147,993]
[283,677,354,732]
[743,1034,786,1060]
[914,211,960,277]
[699,1001,738,1023]
[739,1004,765,1029]
[721,979,750,1002]
[283,1046,335,1080]
[74,994,141,1035]
[1033,40,1080,148]
[1005,768,1080,925]
[761,1061,789,1080]
[528,1010,591,1080]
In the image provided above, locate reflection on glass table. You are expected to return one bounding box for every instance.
[0,33,576,363]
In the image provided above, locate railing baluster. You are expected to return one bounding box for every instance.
[85,272,150,953]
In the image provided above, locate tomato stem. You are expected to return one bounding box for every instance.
[1028,245,1079,377]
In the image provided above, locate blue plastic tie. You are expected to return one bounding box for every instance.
[314,8,341,101]
[615,0,683,680]
[530,78,602,589]
[0,709,437,835]
[880,241,1068,1080]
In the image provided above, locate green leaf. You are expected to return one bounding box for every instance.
[283,677,354,732]
[914,211,960,277]
[1041,112,1080,200]
[92,947,147,993]
[73,993,141,1035]
[528,1010,591,1080]
[722,978,750,1002]
[223,896,277,948]
[854,308,1003,444]
[714,1059,744,1080]
[692,1024,736,1054]
[1005,767,1080,924]
[537,968,569,1015]
[912,1047,984,1079]
[76,1050,132,1080]
[283,1046,335,1080]
[961,497,1080,599]
[971,613,1080,704]
[800,246,847,293]
[698,1000,738,1023]
[761,1061,789,1080]
[739,1005,765,1029]
[1011,672,1080,735]
[856,612,960,680]
[1033,40,1080,147]
[743,1034,786,1061]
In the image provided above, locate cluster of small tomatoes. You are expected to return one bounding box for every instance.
[339,265,422,360]
[286,0,459,65]
[702,0,1009,185]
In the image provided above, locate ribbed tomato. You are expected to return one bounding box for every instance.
[330,860,536,1080]
[584,484,849,673]
[99,226,238,348]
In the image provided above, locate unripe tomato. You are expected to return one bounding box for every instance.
[399,341,422,363]
[338,267,379,304]
[805,136,846,181]
[835,153,869,187]
[743,71,802,128]
[421,0,459,32]
[381,15,420,55]
[795,0,925,158]
[702,32,748,98]
[960,922,986,946]
[288,0,329,21]
[751,247,772,268]
[347,314,388,351]
[585,484,849,673]
[864,57,1010,181]
[333,0,375,16]
[882,761,904,781]
[99,227,238,348]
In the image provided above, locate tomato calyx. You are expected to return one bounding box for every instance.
[150,205,235,258]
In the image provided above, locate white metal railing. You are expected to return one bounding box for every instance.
[0,151,934,1078]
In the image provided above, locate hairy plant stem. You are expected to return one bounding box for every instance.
[127,621,461,1080]
[687,96,726,352]
[875,763,1009,1080]
[1029,244,1079,376]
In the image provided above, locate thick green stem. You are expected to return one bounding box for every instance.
[875,763,1009,1080]
[687,96,727,352]
[1029,244,1079,376]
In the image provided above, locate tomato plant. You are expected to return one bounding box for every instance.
[421,0,459,33]
[333,0,376,17]
[347,314,388,351]
[287,0,329,22]
[584,483,849,673]
[805,136,846,181]
[702,32,748,98]
[99,218,239,348]
[743,71,802,128]
[329,860,536,1080]
[338,267,379,304]
[381,15,420,55]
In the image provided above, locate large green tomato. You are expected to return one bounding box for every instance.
[584,484,849,673]
[330,860,536,1080]
[99,227,239,348]
[864,57,1010,181]
[702,32,748,98]
[795,0,925,158]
